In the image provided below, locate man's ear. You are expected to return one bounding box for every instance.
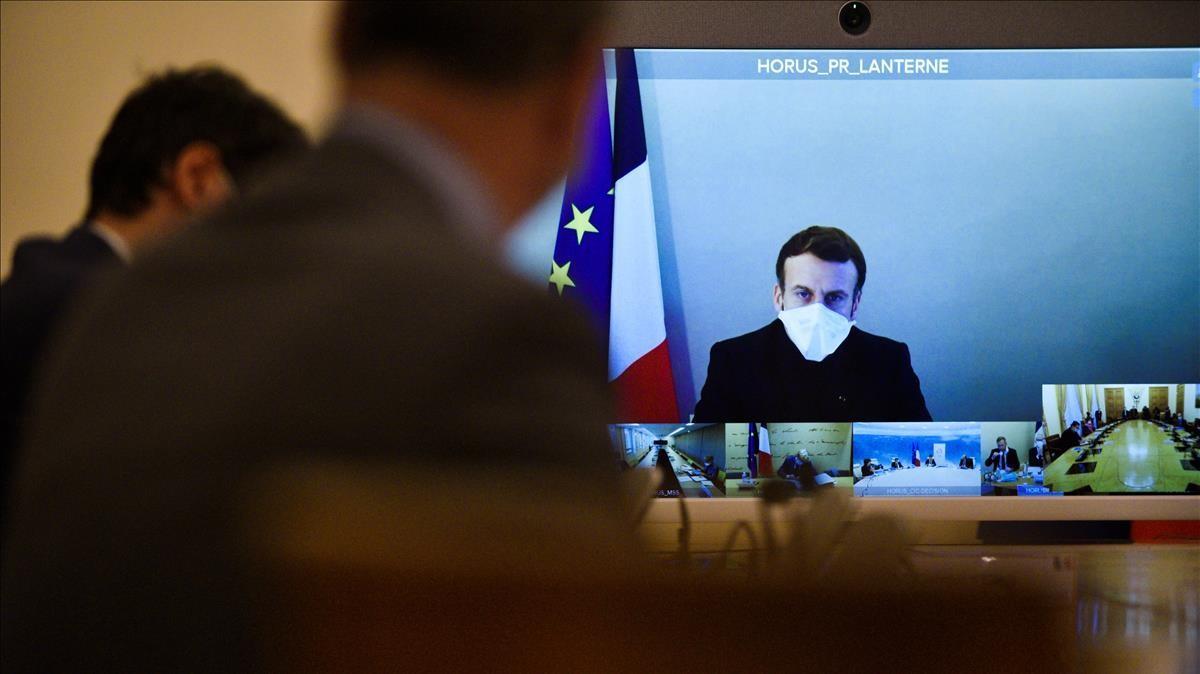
[166,141,233,212]
[773,283,784,312]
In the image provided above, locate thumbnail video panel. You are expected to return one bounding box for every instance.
[852,422,982,497]
[724,423,852,498]
[1040,385,1199,494]
[610,423,726,497]
[979,422,1043,496]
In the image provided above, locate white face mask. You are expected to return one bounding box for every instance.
[777,303,855,362]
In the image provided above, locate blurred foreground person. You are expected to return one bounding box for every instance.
[3,2,633,670]
[0,66,306,517]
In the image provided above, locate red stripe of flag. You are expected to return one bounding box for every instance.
[611,340,679,422]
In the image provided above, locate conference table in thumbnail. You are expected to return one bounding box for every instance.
[636,444,723,497]
[984,469,1044,495]
[1043,420,1200,494]
[732,473,853,497]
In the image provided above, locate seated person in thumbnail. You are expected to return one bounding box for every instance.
[984,436,1020,472]
[1082,417,1094,436]
[1060,421,1083,450]
[860,459,875,477]
[702,455,719,481]
[776,449,812,480]
[924,455,936,467]
[691,227,930,422]
[1028,444,1044,468]
[1176,412,1186,429]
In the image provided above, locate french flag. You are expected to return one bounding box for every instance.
[608,49,679,422]
[757,423,774,477]
[910,442,921,467]
[550,49,679,422]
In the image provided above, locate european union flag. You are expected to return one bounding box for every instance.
[747,423,759,478]
[548,64,614,355]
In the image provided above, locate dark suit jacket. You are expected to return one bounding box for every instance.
[776,455,803,479]
[985,447,1019,471]
[2,131,626,671]
[1060,429,1082,450]
[1028,447,1044,468]
[1,225,118,514]
[692,321,930,422]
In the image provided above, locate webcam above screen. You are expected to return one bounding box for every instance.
[506,2,1199,517]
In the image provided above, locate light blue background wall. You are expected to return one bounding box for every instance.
[852,424,982,468]
[508,54,1200,422]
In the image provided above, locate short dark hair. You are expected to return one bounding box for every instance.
[86,66,307,219]
[775,226,867,298]
[336,1,608,85]
[996,436,1007,444]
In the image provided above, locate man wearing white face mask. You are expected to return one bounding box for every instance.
[692,226,930,422]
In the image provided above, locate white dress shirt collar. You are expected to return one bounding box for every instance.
[88,221,132,263]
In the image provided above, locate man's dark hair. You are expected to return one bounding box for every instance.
[336,1,608,85]
[85,66,307,219]
[996,436,1007,444]
[774,226,867,298]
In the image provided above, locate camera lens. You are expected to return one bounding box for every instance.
[839,1,871,36]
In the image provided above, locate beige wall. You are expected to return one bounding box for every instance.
[0,0,337,276]
[724,423,852,475]
[980,421,1035,458]
[1043,384,1195,434]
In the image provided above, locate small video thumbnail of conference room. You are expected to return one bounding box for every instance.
[1040,384,1200,494]
[610,423,727,497]
[723,423,852,498]
[852,422,983,497]
[979,422,1040,496]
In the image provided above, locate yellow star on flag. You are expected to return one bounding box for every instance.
[548,260,575,296]
[563,203,599,245]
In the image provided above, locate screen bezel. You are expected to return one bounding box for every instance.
[609,1,1200,520]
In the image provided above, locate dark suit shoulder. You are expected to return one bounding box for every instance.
[844,326,910,354]
[709,320,782,354]
[4,227,114,289]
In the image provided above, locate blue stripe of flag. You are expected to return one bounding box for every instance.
[747,423,759,478]
[550,61,614,351]
[614,48,648,182]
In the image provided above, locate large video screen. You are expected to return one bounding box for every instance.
[513,48,1200,495]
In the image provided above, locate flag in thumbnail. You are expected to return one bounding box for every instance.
[911,442,921,467]
[757,423,775,478]
[747,423,759,478]
[1063,385,1084,430]
[549,49,680,422]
